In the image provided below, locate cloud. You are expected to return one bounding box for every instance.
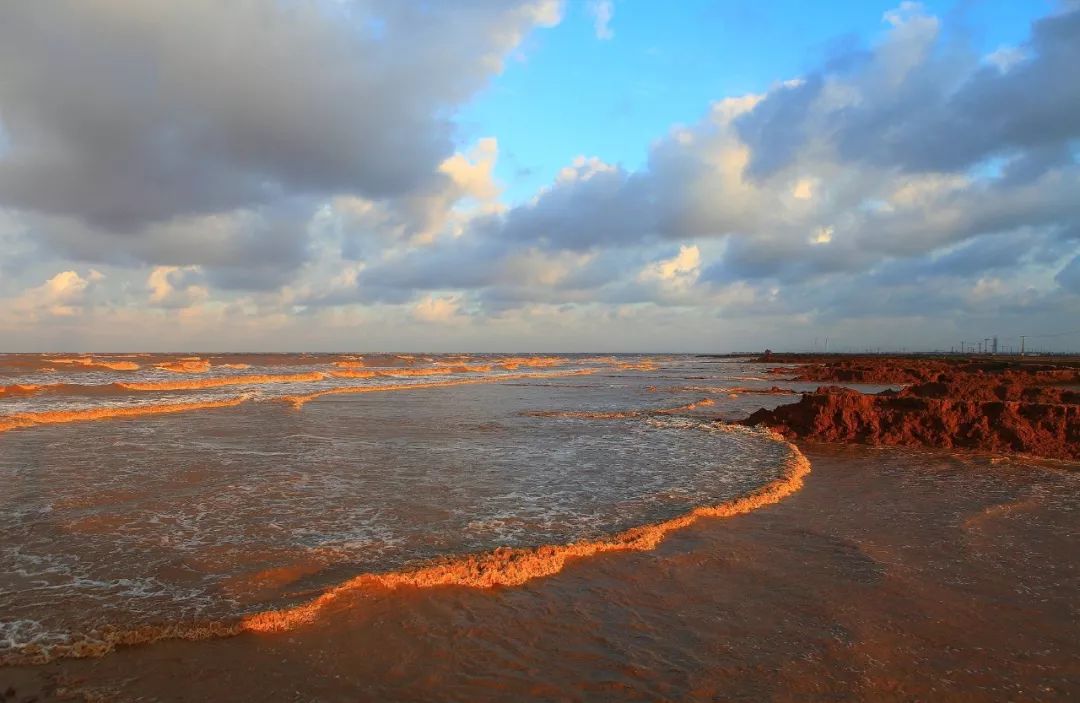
[0,1,561,230]
[13,269,102,318]
[589,1,614,40]
[147,266,208,308]
[335,137,504,256]
[1,2,1078,351]
[21,203,317,291]
[639,245,700,286]
[413,295,465,323]
[0,0,562,303]
[442,4,1080,293]
[335,2,1079,345]
[738,3,1080,176]
[1056,254,1080,294]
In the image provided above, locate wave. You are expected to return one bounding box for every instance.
[523,398,715,420]
[0,397,249,434]
[615,361,660,371]
[1,372,330,399]
[0,369,598,433]
[282,369,597,409]
[50,358,140,371]
[0,384,44,398]
[0,425,810,666]
[118,372,329,392]
[495,356,566,370]
[334,356,569,372]
[656,398,716,413]
[523,409,642,420]
[329,369,379,379]
[156,359,212,373]
[962,496,1043,531]
[647,385,799,397]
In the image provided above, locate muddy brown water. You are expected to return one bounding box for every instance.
[1,354,1077,701]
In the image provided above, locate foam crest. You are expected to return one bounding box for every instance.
[615,360,660,371]
[118,372,328,392]
[329,369,379,379]
[156,358,211,373]
[496,356,566,370]
[0,426,809,665]
[0,384,44,398]
[52,358,140,371]
[656,398,716,413]
[524,398,715,420]
[0,397,249,434]
[282,370,597,409]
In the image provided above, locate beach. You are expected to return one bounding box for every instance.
[4,442,1076,701]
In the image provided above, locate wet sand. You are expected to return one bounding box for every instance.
[4,444,1077,702]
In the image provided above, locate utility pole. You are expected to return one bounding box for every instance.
[1020,336,1026,356]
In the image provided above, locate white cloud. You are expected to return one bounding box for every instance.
[147,266,209,308]
[14,270,99,317]
[791,178,816,200]
[413,295,465,323]
[1,2,1079,351]
[984,45,1027,72]
[638,245,701,294]
[588,0,614,40]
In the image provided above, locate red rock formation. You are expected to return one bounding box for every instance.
[773,356,1080,386]
[741,358,1080,461]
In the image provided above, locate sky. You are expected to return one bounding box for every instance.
[0,0,1078,352]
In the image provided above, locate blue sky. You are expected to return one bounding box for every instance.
[459,0,1054,204]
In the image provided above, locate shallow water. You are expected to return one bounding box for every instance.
[3,354,1076,702]
[4,445,1078,702]
[0,354,801,661]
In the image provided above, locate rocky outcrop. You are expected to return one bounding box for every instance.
[741,358,1080,461]
[767,356,1080,387]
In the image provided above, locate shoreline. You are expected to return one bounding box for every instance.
[1,424,810,667]
[4,442,1075,702]
[1,354,1076,700]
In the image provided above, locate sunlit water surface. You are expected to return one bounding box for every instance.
[0,353,804,657]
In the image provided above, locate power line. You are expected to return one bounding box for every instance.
[1023,328,1080,340]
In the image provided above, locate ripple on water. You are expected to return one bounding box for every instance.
[0,356,804,664]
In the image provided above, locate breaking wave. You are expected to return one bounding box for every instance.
[0,353,813,667]
[0,397,250,433]
[0,422,809,666]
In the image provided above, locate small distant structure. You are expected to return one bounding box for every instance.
[762,348,774,360]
